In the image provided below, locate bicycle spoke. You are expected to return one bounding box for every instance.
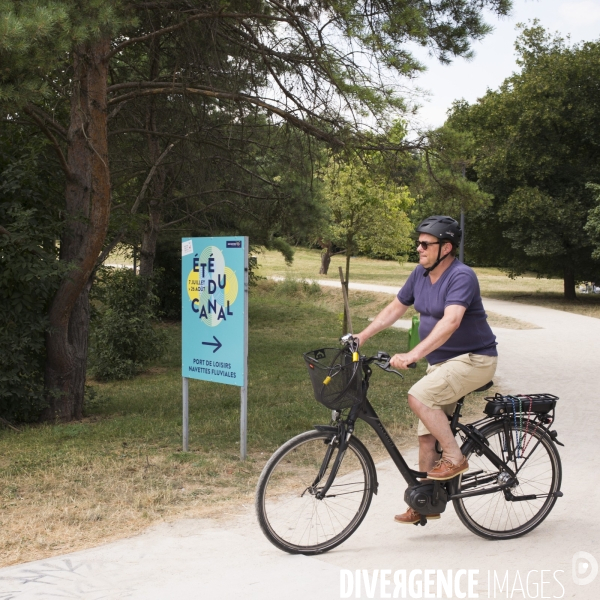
[453,420,560,539]
[257,431,374,554]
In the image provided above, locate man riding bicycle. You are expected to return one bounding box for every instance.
[355,215,498,524]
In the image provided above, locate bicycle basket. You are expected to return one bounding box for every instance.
[304,347,364,410]
[484,393,558,417]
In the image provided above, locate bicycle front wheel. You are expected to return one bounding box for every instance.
[255,430,376,555]
[452,420,562,540]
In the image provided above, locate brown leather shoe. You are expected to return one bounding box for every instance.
[427,456,469,480]
[394,507,440,524]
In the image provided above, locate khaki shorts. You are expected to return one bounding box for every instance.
[408,353,498,436]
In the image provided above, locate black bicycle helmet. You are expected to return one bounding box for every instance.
[415,215,462,276]
[415,215,462,246]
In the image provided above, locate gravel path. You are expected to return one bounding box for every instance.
[1,281,598,599]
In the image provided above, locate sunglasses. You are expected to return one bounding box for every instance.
[416,240,442,250]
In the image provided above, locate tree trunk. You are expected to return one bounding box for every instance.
[342,247,352,334]
[139,38,165,280]
[43,39,111,421]
[319,243,332,275]
[563,264,576,301]
[139,203,161,278]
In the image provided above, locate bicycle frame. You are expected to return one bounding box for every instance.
[356,399,425,486]
[313,393,562,504]
[455,421,562,500]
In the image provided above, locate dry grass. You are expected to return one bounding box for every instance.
[483,291,600,319]
[486,312,539,330]
[0,439,264,566]
[295,279,538,332]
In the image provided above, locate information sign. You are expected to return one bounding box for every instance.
[181,236,247,386]
[181,236,249,458]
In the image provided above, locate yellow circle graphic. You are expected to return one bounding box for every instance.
[186,246,238,327]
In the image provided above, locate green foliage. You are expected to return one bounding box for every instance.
[89,268,166,381]
[0,0,512,427]
[0,132,63,421]
[410,125,492,228]
[0,0,133,105]
[585,184,600,261]
[266,237,294,265]
[321,156,414,261]
[152,239,183,321]
[447,26,600,294]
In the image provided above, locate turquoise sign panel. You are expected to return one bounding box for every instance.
[181,236,247,386]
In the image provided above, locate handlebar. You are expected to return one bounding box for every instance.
[339,335,417,377]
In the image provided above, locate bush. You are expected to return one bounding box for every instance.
[0,204,63,420]
[153,239,182,320]
[0,130,64,422]
[89,268,166,380]
[274,275,321,297]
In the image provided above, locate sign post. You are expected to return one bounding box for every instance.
[181,236,248,459]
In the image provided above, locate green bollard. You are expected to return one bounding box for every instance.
[408,315,420,351]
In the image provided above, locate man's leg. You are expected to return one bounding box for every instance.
[418,434,440,473]
[409,394,464,465]
[394,431,443,523]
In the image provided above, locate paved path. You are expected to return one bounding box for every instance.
[1,283,599,599]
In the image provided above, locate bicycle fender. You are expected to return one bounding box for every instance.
[313,425,339,433]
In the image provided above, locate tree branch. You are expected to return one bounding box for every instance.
[162,200,232,228]
[107,85,345,147]
[96,140,179,269]
[214,156,281,188]
[173,188,281,201]
[23,107,73,179]
[0,416,21,433]
[163,199,262,229]
[96,230,127,268]
[130,140,179,214]
[106,12,291,60]
[25,104,67,138]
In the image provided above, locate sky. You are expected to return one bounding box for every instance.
[408,0,600,129]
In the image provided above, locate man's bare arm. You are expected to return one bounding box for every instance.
[354,297,410,347]
[390,304,467,369]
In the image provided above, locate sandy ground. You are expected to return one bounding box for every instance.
[0,286,598,599]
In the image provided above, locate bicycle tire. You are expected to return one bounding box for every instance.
[255,429,376,555]
[452,420,562,540]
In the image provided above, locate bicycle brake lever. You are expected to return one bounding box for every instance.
[374,351,415,375]
[375,360,404,378]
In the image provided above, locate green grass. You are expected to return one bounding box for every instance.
[256,247,600,319]
[256,247,414,287]
[0,279,427,566]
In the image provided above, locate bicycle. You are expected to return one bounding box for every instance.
[255,336,564,555]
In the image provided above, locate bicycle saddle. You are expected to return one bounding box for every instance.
[473,380,493,393]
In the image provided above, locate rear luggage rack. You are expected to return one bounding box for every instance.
[483,393,558,417]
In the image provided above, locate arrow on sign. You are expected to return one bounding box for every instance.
[202,336,222,353]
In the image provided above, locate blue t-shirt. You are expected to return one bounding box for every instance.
[397,260,497,365]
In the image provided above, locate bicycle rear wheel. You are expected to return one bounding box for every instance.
[255,430,376,555]
[452,420,562,540]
